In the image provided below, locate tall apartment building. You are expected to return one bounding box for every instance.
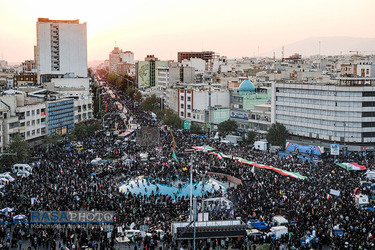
[177,51,215,63]
[36,18,87,84]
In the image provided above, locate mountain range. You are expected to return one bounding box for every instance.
[263,36,375,58]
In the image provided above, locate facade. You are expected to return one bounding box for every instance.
[73,98,93,123]
[13,74,38,86]
[46,99,74,135]
[229,80,272,135]
[177,87,230,128]
[36,18,87,83]
[137,58,168,88]
[178,51,215,62]
[272,82,375,151]
[16,103,47,142]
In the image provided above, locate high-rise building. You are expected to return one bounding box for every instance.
[36,18,87,84]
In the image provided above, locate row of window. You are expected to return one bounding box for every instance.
[49,112,74,120]
[277,106,362,118]
[180,96,192,101]
[277,114,360,128]
[286,124,360,138]
[48,101,73,107]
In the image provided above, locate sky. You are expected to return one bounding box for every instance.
[0,0,374,63]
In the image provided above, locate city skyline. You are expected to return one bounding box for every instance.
[1,0,374,63]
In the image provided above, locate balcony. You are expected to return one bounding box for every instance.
[19,126,26,130]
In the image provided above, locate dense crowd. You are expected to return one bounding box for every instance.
[0,81,374,250]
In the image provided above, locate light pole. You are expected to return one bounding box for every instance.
[343,122,346,155]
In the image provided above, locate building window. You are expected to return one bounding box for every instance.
[187,105,191,110]
[187,113,191,118]
[187,97,191,101]
[181,104,184,109]
[26,111,30,116]
[181,96,184,101]
[32,120,35,126]
[37,109,40,115]
[32,110,35,115]
[37,119,40,124]
[181,112,184,116]
[37,129,40,134]
[32,130,35,135]
[27,121,30,126]
[27,131,30,136]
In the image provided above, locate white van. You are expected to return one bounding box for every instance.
[272,215,289,226]
[0,173,15,182]
[12,164,32,174]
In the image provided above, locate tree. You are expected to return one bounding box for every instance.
[246,130,257,143]
[87,121,102,135]
[1,134,30,167]
[266,122,289,146]
[73,123,88,140]
[133,91,142,102]
[106,72,118,85]
[218,119,238,137]
[190,123,204,135]
[158,108,183,129]
[142,94,160,113]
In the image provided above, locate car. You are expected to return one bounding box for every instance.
[106,132,111,137]
[17,170,31,178]
[12,164,32,174]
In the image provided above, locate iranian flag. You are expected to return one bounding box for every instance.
[368,232,373,240]
[217,152,223,160]
[258,182,263,188]
[70,234,75,239]
[192,146,216,151]
[327,193,331,200]
[336,162,366,171]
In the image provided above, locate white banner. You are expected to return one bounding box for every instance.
[330,189,340,196]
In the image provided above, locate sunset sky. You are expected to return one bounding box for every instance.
[0,0,374,63]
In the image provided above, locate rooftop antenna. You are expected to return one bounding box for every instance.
[282,46,285,60]
[273,52,275,61]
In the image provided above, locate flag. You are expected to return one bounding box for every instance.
[258,182,263,188]
[368,232,373,240]
[251,166,255,174]
[326,193,331,200]
[282,195,287,200]
[172,151,178,162]
[336,162,366,171]
[217,152,223,160]
[70,234,75,239]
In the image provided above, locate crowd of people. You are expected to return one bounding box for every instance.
[0,80,374,250]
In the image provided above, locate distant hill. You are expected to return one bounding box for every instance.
[263,36,375,58]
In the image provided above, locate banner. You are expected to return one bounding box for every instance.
[330,189,340,196]
[330,144,339,156]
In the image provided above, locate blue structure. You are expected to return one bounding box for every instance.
[47,99,74,135]
[285,142,324,156]
[238,79,255,92]
[119,178,227,198]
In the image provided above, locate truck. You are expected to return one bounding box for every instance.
[254,141,268,151]
[225,135,242,145]
[268,226,288,239]
[272,215,288,226]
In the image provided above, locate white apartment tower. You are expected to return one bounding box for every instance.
[36,18,88,84]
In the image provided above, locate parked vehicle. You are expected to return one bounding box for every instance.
[12,164,32,174]
[0,173,15,182]
[268,226,288,239]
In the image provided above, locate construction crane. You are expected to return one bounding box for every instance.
[349,50,375,55]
